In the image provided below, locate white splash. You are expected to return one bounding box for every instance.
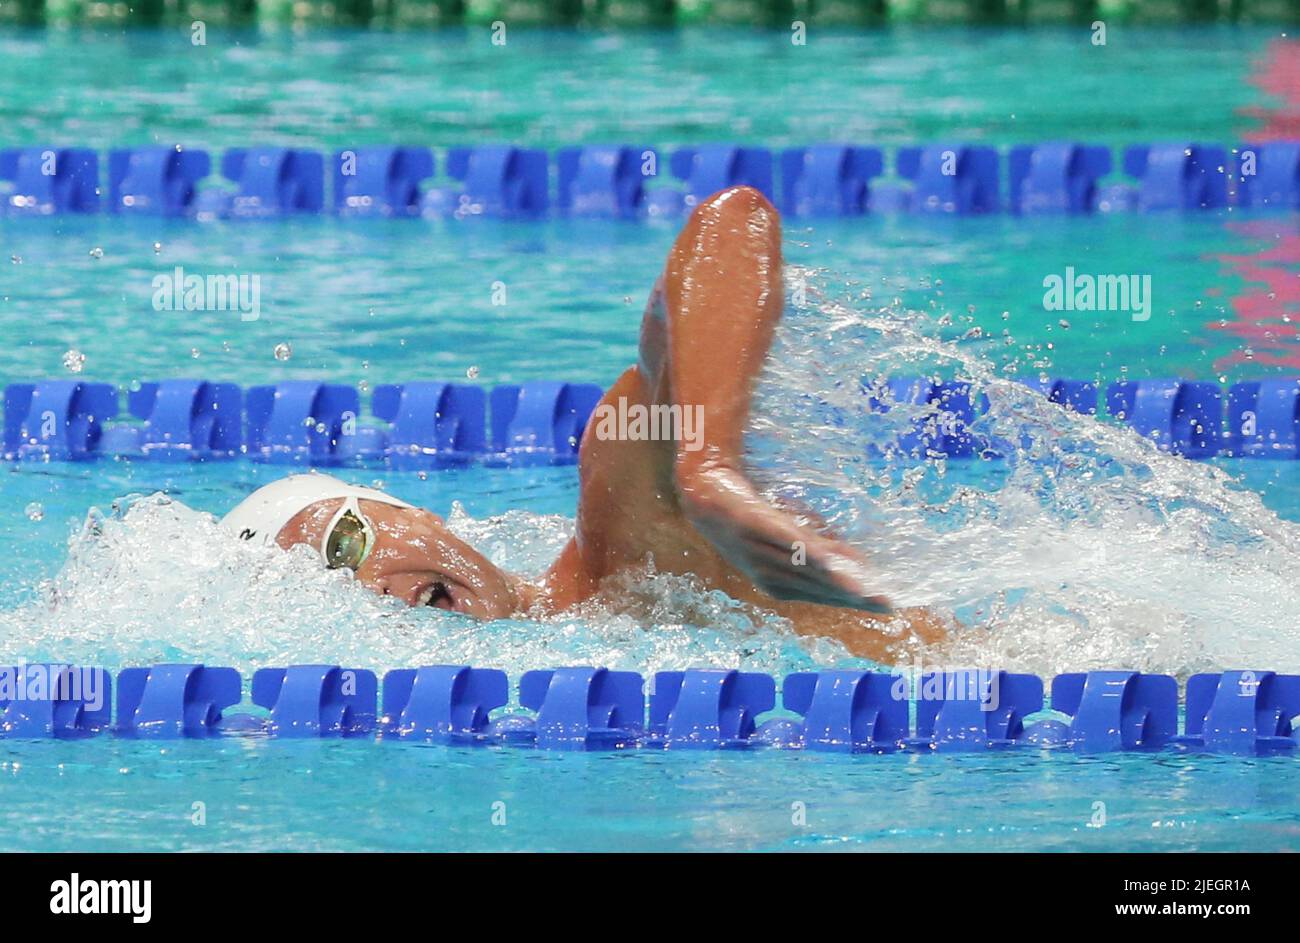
[747,268,1300,678]
[0,495,829,680]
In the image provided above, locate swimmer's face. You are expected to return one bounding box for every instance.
[276,499,520,620]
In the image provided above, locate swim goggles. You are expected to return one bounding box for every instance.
[319,496,375,572]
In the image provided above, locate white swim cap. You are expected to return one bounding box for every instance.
[221,473,415,547]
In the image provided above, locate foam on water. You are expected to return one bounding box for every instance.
[3,267,1298,682]
[0,494,833,682]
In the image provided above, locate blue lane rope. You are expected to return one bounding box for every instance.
[4,377,1299,465]
[2,141,1296,219]
[3,664,1298,755]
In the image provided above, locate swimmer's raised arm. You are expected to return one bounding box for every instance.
[650,187,892,614]
[229,185,934,655]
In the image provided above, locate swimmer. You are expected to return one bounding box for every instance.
[224,186,946,660]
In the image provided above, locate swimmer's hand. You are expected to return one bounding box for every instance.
[677,463,894,615]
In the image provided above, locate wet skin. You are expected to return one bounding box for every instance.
[278,187,947,660]
[278,499,527,620]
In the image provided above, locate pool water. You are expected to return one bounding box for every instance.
[4,212,1297,388]
[4,25,1300,852]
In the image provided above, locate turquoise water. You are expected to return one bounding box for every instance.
[3,25,1300,852]
[2,213,1293,389]
[7,737,1300,852]
[0,27,1272,150]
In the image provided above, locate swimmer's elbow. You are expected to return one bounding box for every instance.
[688,185,778,224]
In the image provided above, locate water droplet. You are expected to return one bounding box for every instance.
[273,342,292,362]
[190,348,201,359]
[153,241,162,254]
[88,247,103,259]
[9,255,20,264]
[466,365,480,380]
[1058,319,1071,329]
[24,502,43,522]
[62,349,86,373]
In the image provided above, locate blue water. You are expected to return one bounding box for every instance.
[6,737,1300,852]
[4,24,1300,852]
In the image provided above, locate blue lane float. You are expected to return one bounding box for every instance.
[1046,671,1180,752]
[98,380,242,460]
[780,145,883,217]
[556,145,655,219]
[244,381,359,465]
[251,665,377,737]
[5,663,1299,756]
[863,376,990,458]
[9,375,1300,465]
[0,147,99,214]
[1105,379,1223,459]
[108,146,211,217]
[910,670,1043,752]
[645,144,776,217]
[1235,141,1300,210]
[1109,143,1230,212]
[513,667,645,750]
[891,144,1000,215]
[195,147,325,220]
[422,145,549,218]
[1182,670,1300,754]
[116,663,241,737]
[1224,379,1300,458]
[381,665,508,742]
[3,380,118,461]
[364,382,486,467]
[647,669,775,749]
[0,664,111,738]
[1022,378,1098,414]
[333,146,434,217]
[770,669,907,752]
[1008,143,1111,214]
[488,381,603,466]
[3,140,1296,219]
